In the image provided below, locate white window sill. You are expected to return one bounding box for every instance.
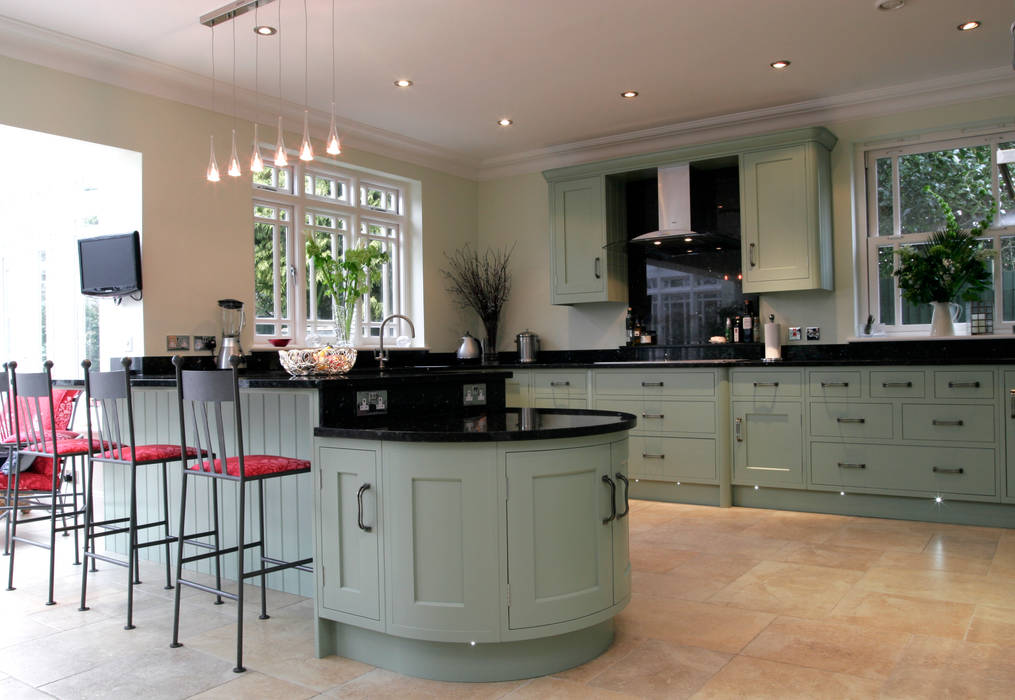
[847,334,1013,342]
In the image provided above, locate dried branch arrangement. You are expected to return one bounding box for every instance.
[442,244,513,359]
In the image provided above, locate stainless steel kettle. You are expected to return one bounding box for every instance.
[515,330,540,363]
[456,332,481,360]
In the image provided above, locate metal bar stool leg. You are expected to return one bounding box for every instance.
[170,470,189,650]
[46,468,59,605]
[125,461,139,630]
[161,462,174,590]
[234,479,246,674]
[257,480,268,620]
[211,480,223,605]
[79,455,95,611]
[5,468,20,590]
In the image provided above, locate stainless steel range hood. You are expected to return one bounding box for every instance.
[630,164,695,244]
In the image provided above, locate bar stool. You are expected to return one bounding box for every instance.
[1,365,17,555]
[79,358,196,629]
[5,361,91,605]
[169,356,312,673]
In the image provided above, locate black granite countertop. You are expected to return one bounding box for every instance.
[314,408,636,442]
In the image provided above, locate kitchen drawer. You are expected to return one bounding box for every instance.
[901,404,995,443]
[869,370,925,399]
[809,402,893,439]
[532,396,587,409]
[934,370,994,400]
[807,370,861,399]
[629,436,717,483]
[593,398,716,435]
[811,442,995,496]
[531,371,588,396]
[731,370,802,399]
[593,370,715,398]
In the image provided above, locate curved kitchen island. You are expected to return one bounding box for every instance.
[312,408,635,682]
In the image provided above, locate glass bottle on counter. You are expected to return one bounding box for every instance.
[742,300,754,343]
[732,314,742,343]
[625,307,634,345]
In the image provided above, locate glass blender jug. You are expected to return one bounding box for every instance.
[217,298,245,369]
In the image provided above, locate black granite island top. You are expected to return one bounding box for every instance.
[314,408,636,442]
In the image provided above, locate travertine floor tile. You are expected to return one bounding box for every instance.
[825,525,931,552]
[880,634,1015,699]
[708,560,862,618]
[0,677,53,700]
[690,656,881,699]
[855,565,999,606]
[189,671,318,700]
[967,605,1015,647]
[327,668,524,698]
[923,532,999,560]
[551,626,641,683]
[738,513,846,544]
[773,541,883,571]
[829,589,975,639]
[989,538,1015,576]
[501,676,639,699]
[587,638,730,699]
[618,595,775,653]
[877,549,992,575]
[628,546,696,574]
[741,615,910,680]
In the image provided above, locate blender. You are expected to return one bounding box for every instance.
[217,298,245,369]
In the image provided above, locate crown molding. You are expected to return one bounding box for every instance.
[475,66,1015,180]
[0,15,480,180]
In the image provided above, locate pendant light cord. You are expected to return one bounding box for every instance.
[278,0,283,117]
[304,0,309,107]
[231,16,237,126]
[331,0,335,105]
[210,25,215,114]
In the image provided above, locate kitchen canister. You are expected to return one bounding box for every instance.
[515,330,540,363]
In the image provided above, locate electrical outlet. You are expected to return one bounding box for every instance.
[166,335,190,351]
[788,326,802,341]
[463,383,487,406]
[194,335,217,352]
[806,326,821,341]
[356,390,388,416]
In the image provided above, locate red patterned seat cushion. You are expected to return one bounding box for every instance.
[3,429,80,444]
[0,470,56,492]
[187,455,310,478]
[95,445,200,464]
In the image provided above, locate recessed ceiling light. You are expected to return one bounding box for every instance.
[957,20,981,31]
[874,0,904,10]
[621,90,639,99]
[497,118,513,127]
[653,241,662,246]
[770,60,791,70]
[686,249,693,253]
[394,79,413,88]
[254,25,277,36]
[684,237,693,242]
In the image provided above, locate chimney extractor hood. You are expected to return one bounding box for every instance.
[630,164,695,244]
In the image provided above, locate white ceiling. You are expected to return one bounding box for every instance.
[1,0,1013,178]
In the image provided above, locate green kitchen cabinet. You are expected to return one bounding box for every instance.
[732,400,804,486]
[316,444,384,628]
[611,439,631,605]
[740,140,834,293]
[548,176,626,304]
[1006,371,1015,503]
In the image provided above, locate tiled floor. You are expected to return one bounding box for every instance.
[3,500,1015,698]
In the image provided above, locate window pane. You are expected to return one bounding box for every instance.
[253,167,273,188]
[999,141,1015,227]
[254,204,275,219]
[876,157,893,236]
[255,323,275,335]
[277,169,289,191]
[877,246,895,325]
[254,222,274,318]
[899,145,992,234]
[1003,237,1015,321]
[279,224,288,319]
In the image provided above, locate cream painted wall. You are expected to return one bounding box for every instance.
[478,95,1015,350]
[0,54,477,360]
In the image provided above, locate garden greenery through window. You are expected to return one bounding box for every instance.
[252,157,410,347]
[865,129,1015,332]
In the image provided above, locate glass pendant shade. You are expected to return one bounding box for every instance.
[326,105,342,155]
[250,123,264,173]
[299,110,314,161]
[206,134,220,182]
[227,128,242,177]
[275,115,288,167]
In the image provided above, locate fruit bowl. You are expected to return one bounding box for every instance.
[278,346,357,376]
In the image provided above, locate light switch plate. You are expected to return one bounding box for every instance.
[788,326,802,341]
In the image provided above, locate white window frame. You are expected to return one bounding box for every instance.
[252,154,416,349]
[860,125,1015,335]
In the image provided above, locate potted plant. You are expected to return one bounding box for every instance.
[894,188,995,336]
[442,245,513,364]
[304,238,389,371]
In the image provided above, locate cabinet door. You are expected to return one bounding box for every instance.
[383,444,500,642]
[507,443,613,629]
[611,439,631,605]
[733,400,803,485]
[317,446,381,622]
[550,177,606,302]
[740,143,832,293]
[1006,371,1015,502]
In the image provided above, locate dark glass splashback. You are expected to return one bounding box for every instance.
[626,162,757,345]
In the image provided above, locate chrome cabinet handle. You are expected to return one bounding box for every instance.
[821,382,849,388]
[837,462,866,469]
[615,473,630,519]
[594,257,601,279]
[749,242,756,267]
[641,413,665,419]
[932,419,964,427]
[735,417,743,442]
[641,453,665,459]
[882,381,913,388]
[836,417,866,424]
[602,474,616,524]
[753,381,779,387]
[641,381,664,387]
[549,381,570,387]
[932,466,964,475]
[357,483,372,532]
[948,381,980,388]
[1010,389,1015,418]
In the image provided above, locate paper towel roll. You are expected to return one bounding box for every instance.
[764,323,781,360]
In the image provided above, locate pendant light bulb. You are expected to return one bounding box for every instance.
[227,128,242,177]
[299,110,314,161]
[274,115,288,167]
[250,123,264,173]
[206,134,220,182]
[326,103,342,155]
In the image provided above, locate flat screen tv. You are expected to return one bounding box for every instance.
[78,231,142,297]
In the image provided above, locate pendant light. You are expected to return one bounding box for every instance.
[274,0,288,167]
[250,2,264,173]
[226,14,242,178]
[298,0,314,162]
[325,0,341,155]
[206,25,220,182]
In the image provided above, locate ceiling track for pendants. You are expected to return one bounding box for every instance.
[200,0,277,28]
